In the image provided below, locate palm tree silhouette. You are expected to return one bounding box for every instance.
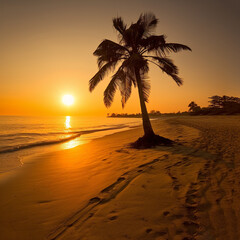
[188,101,199,112]
[89,13,191,148]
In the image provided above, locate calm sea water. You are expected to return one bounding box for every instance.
[0,116,141,173]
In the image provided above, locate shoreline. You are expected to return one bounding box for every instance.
[0,123,141,176]
[0,116,240,239]
[0,125,130,155]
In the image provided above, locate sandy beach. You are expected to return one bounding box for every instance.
[1,116,240,240]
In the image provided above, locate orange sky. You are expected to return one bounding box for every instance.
[1,0,240,116]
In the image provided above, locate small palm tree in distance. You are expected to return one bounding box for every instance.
[89,12,191,148]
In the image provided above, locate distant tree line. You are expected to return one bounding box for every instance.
[107,110,190,118]
[108,110,161,118]
[188,95,240,115]
[108,95,240,118]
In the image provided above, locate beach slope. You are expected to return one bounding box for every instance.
[1,116,240,240]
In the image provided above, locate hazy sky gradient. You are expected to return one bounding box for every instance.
[1,0,240,116]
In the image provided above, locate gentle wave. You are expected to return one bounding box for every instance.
[0,124,126,138]
[0,126,126,154]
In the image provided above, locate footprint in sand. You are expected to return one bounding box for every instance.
[138,158,160,168]
[109,215,118,220]
[185,183,200,222]
[198,169,208,180]
[163,211,170,216]
[89,197,101,204]
[115,149,129,154]
[146,228,152,233]
[117,177,125,182]
[165,168,182,191]
[100,177,126,193]
[37,200,53,204]
[183,221,199,235]
[186,195,197,205]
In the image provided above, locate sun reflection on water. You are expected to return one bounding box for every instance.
[65,116,71,129]
[62,138,89,150]
[62,116,90,150]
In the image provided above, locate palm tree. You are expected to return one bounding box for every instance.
[89,13,191,148]
[188,101,199,112]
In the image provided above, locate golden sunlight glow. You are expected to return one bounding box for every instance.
[65,116,71,129]
[62,94,74,106]
[62,138,89,150]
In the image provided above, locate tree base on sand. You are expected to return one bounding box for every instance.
[130,134,174,149]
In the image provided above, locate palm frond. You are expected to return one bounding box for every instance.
[122,12,158,47]
[151,57,179,74]
[94,39,127,57]
[160,43,192,54]
[139,59,149,74]
[171,74,183,86]
[147,57,183,86]
[140,35,166,52]
[126,67,137,87]
[137,12,158,37]
[118,74,132,108]
[97,54,123,68]
[93,39,128,67]
[104,59,135,108]
[103,73,120,108]
[113,17,127,35]
[89,61,116,92]
[103,66,129,107]
[159,66,183,86]
[121,23,138,47]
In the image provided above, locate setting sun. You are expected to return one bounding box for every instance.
[62,94,74,106]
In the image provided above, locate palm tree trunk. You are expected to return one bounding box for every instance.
[134,67,155,137]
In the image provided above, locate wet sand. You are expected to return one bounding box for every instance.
[0,116,240,240]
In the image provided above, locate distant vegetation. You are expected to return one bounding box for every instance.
[108,95,240,118]
[188,95,240,115]
[108,110,189,118]
[107,110,162,118]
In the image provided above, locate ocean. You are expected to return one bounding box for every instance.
[0,116,141,173]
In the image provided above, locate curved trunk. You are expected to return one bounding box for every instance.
[134,67,155,137]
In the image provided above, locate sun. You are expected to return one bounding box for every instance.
[62,94,74,106]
